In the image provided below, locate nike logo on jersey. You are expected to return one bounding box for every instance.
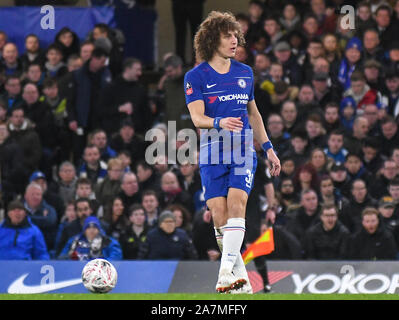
[206,84,217,89]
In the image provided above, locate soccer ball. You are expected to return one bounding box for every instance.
[81,258,118,293]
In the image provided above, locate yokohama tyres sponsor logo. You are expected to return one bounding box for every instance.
[218,93,248,103]
[292,265,399,294]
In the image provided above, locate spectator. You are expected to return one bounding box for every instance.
[66,54,83,73]
[323,102,343,134]
[305,113,327,149]
[272,41,302,86]
[120,203,149,260]
[20,34,46,71]
[293,162,320,195]
[1,43,22,77]
[296,84,323,124]
[135,160,162,196]
[99,57,151,136]
[141,189,161,228]
[355,2,377,38]
[23,182,58,252]
[281,129,310,167]
[89,129,117,163]
[309,147,331,178]
[178,161,202,200]
[362,103,381,137]
[167,203,193,236]
[347,207,397,260]
[361,136,384,175]
[369,159,399,200]
[118,172,141,218]
[340,179,378,233]
[383,70,399,119]
[74,177,102,217]
[378,116,399,158]
[321,33,341,77]
[101,196,128,242]
[79,40,94,63]
[378,196,399,247]
[285,189,321,245]
[280,100,300,135]
[0,75,23,113]
[319,175,348,212]
[375,5,398,50]
[95,157,123,212]
[303,39,326,83]
[50,161,77,206]
[7,107,42,174]
[388,178,399,216]
[303,203,350,260]
[22,63,45,93]
[329,162,351,199]
[0,200,49,260]
[78,145,108,186]
[137,210,198,260]
[263,16,284,49]
[324,129,348,164]
[279,3,301,33]
[362,29,385,63]
[54,201,77,254]
[64,47,111,162]
[55,197,93,256]
[344,115,369,156]
[338,37,363,91]
[54,27,80,63]
[344,152,372,186]
[44,43,68,79]
[266,113,291,156]
[59,216,122,261]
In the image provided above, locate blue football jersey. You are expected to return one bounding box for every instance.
[184,60,256,167]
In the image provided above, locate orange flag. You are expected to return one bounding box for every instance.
[242,227,274,265]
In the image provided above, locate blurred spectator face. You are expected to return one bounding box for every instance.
[65,203,77,222]
[283,4,296,20]
[10,109,24,129]
[381,121,397,140]
[301,191,318,212]
[108,164,124,181]
[353,117,369,138]
[299,168,312,183]
[80,43,94,62]
[161,172,180,192]
[25,35,39,53]
[345,155,362,174]
[93,27,108,40]
[76,200,92,219]
[235,46,248,63]
[306,119,322,138]
[248,2,263,21]
[375,8,391,28]
[68,57,83,72]
[121,173,139,196]
[120,125,134,142]
[311,0,326,15]
[280,178,295,195]
[307,41,324,59]
[142,194,159,213]
[76,183,92,198]
[291,136,307,153]
[312,78,328,92]
[320,207,338,231]
[389,48,399,61]
[237,18,249,36]
[47,48,62,65]
[392,149,399,168]
[59,164,76,184]
[264,19,279,37]
[267,114,284,137]
[363,30,379,51]
[136,164,152,183]
[129,207,146,226]
[112,198,124,217]
[351,79,366,95]
[298,86,314,103]
[320,178,334,197]
[385,76,399,93]
[330,168,347,182]
[269,64,283,81]
[2,43,18,65]
[357,5,371,21]
[43,84,58,99]
[363,105,378,127]
[389,184,399,201]
[327,133,343,153]
[22,84,39,105]
[0,32,7,51]
[379,204,394,218]
[173,209,184,228]
[83,146,100,166]
[8,208,26,225]
[25,184,43,209]
[125,62,143,81]
[281,159,295,176]
[89,55,107,73]
[160,217,176,234]
[322,34,338,53]
[274,49,290,63]
[33,177,47,193]
[362,212,379,234]
[311,149,326,170]
[324,106,339,124]
[154,155,169,173]
[345,48,361,64]
[0,123,8,142]
[180,162,195,177]
[92,131,107,150]
[383,160,398,180]
[352,180,367,202]
[281,102,297,124]
[314,58,329,74]
[303,17,318,36]
[362,146,377,162]
[118,153,131,170]
[27,65,42,83]
[59,31,73,47]
[85,225,99,241]
[364,66,379,82]
[395,0,399,17]
[254,54,270,73]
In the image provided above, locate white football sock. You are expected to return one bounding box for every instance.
[219,217,246,274]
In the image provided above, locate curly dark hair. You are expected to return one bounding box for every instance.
[194,11,245,62]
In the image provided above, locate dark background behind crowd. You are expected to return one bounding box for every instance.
[1,0,399,262]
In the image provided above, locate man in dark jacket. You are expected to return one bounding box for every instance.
[340,179,378,233]
[303,203,350,260]
[137,210,197,260]
[347,207,397,260]
[0,200,49,260]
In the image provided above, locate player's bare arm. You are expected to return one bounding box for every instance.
[247,99,281,176]
[187,99,243,132]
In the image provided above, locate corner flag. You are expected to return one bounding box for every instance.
[242,227,274,265]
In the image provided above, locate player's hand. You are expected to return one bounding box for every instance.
[69,121,78,132]
[266,149,281,176]
[219,117,243,132]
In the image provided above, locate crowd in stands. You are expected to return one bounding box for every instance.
[1,0,399,262]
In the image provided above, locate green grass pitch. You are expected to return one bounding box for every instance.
[1,293,399,300]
